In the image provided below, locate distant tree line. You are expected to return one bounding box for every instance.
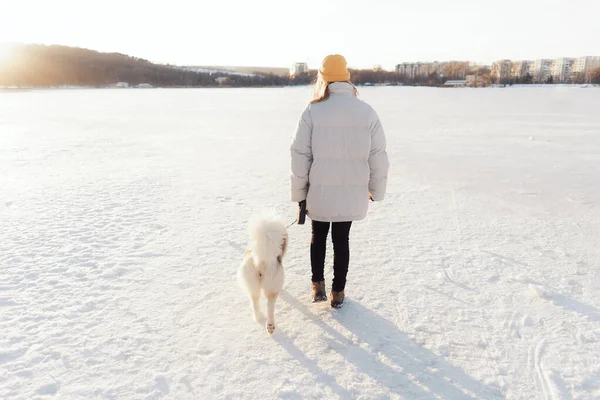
[3,44,599,89]
[589,68,600,84]
[349,69,402,85]
[214,72,315,87]
[495,74,533,85]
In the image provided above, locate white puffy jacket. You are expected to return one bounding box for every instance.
[290,82,389,222]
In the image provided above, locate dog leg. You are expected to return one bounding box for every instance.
[239,255,264,323]
[251,294,264,323]
[266,293,278,334]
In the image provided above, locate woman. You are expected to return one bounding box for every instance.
[290,54,389,308]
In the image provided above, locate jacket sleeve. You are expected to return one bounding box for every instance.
[290,107,313,202]
[368,112,389,201]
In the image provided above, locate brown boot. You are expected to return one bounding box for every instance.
[312,281,327,303]
[330,290,345,309]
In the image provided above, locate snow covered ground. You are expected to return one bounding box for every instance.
[1,86,599,399]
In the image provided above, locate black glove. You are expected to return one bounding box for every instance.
[298,200,307,225]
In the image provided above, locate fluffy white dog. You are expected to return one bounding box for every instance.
[238,214,287,334]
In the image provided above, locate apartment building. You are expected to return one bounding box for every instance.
[530,59,554,83]
[396,62,422,79]
[290,62,309,77]
[396,61,469,79]
[573,56,600,80]
[551,58,576,82]
[491,60,512,80]
[511,60,533,79]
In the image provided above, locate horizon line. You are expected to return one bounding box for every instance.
[2,41,598,71]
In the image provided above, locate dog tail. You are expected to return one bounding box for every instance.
[248,213,288,265]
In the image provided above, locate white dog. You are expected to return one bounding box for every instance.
[238,214,287,334]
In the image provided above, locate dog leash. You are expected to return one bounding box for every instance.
[286,220,297,228]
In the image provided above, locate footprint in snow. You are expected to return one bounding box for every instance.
[155,376,170,394]
[36,382,59,396]
[0,297,17,307]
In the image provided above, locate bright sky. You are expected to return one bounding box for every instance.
[1,0,599,69]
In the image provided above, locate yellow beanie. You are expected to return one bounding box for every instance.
[319,54,350,82]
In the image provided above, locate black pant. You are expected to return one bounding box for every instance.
[311,220,352,292]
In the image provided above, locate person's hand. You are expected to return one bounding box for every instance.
[297,200,307,225]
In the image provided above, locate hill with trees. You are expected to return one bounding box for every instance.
[0,44,214,87]
[0,44,309,88]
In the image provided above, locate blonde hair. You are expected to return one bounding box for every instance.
[310,74,358,104]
